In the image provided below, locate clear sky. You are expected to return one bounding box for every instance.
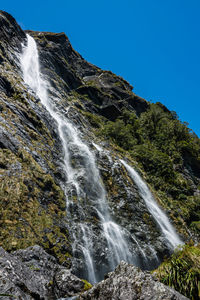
[2,0,200,136]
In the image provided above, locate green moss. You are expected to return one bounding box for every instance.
[29,264,40,271]
[48,280,53,286]
[83,111,104,128]
[0,44,73,265]
[0,147,70,264]
[81,279,92,291]
[143,213,153,226]
[190,221,200,233]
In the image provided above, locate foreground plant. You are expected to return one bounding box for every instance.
[154,243,200,300]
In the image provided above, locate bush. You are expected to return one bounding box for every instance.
[133,144,175,181]
[154,244,200,300]
[97,104,200,233]
[101,118,137,150]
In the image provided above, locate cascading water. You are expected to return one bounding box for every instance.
[120,160,183,249]
[20,34,135,283]
[79,224,97,283]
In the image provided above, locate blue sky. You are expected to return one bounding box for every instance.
[2,0,200,136]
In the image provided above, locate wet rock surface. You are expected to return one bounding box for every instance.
[80,261,189,300]
[0,245,86,300]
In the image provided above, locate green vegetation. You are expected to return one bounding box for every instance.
[0,86,71,265]
[154,243,200,300]
[97,103,200,235]
[83,111,104,128]
[0,148,71,264]
[81,279,93,291]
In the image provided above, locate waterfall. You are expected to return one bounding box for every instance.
[120,160,183,249]
[79,224,97,283]
[20,34,134,283]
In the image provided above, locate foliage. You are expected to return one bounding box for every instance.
[98,103,200,233]
[101,118,137,149]
[154,243,200,300]
[133,143,175,181]
[83,111,103,128]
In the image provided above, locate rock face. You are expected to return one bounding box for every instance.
[80,261,189,300]
[0,9,199,297]
[0,10,72,265]
[0,10,168,278]
[0,246,189,300]
[0,245,88,299]
[25,29,149,120]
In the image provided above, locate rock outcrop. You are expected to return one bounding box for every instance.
[0,245,90,299]
[79,261,189,300]
[0,247,189,300]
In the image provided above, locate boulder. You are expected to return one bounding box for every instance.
[80,261,189,300]
[0,246,87,300]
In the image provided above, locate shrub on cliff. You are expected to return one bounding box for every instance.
[98,103,200,234]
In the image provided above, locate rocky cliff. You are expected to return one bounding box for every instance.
[0,246,189,299]
[0,10,199,299]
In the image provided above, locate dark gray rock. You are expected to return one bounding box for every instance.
[80,261,189,300]
[0,11,25,45]
[0,126,19,153]
[100,103,121,121]
[25,28,149,121]
[0,10,26,69]
[0,247,189,300]
[54,269,84,297]
[0,246,86,300]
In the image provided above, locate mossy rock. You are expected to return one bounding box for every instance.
[190,221,200,233]
[81,279,92,291]
[0,147,71,265]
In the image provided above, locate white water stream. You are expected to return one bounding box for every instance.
[20,34,134,283]
[120,160,183,249]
